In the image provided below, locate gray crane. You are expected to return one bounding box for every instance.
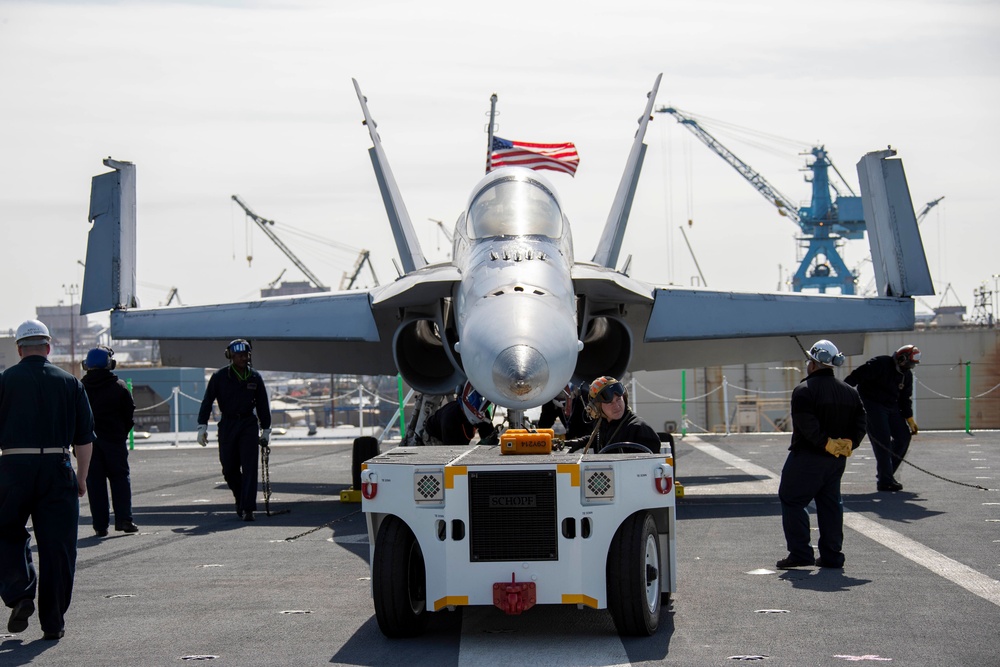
[231,195,329,291]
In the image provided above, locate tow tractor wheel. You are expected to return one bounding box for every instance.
[607,511,661,636]
[351,436,379,490]
[373,515,428,637]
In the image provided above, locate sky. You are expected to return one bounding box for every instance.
[1,0,998,335]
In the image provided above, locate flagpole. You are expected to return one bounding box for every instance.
[485,93,497,174]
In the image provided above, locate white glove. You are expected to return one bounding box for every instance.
[196,424,209,447]
[259,428,271,448]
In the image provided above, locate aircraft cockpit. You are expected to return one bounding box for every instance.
[467,174,564,240]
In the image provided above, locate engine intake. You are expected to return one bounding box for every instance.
[393,315,464,395]
[574,316,631,382]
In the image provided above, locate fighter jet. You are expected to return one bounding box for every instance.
[81,75,932,411]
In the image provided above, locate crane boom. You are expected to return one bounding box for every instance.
[339,250,380,290]
[656,106,867,295]
[656,106,801,223]
[916,196,945,225]
[231,195,329,291]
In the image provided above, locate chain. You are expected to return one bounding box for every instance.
[870,436,995,492]
[282,510,362,542]
[260,445,291,517]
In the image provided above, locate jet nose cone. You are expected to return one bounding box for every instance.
[492,345,549,404]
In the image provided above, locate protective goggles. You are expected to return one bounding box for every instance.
[228,341,251,354]
[594,381,625,403]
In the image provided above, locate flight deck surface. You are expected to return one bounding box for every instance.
[2,428,998,666]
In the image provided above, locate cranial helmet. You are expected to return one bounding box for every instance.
[807,340,845,367]
[15,319,50,347]
[894,344,921,369]
[83,346,116,371]
[225,339,252,360]
[460,382,494,424]
[586,376,628,419]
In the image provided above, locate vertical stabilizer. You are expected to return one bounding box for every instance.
[856,149,934,297]
[353,79,427,275]
[81,158,137,315]
[592,73,662,270]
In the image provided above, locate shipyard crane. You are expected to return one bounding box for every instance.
[429,218,453,242]
[164,287,182,306]
[339,250,380,290]
[267,269,287,289]
[428,218,455,259]
[231,195,329,291]
[916,196,945,225]
[656,107,865,294]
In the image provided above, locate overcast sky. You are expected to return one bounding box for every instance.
[1,0,997,336]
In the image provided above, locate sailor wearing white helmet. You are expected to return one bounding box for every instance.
[0,319,95,640]
[776,339,866,570]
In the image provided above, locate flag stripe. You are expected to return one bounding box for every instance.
[490,137,579,176]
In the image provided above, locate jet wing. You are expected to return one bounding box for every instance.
[573,263,914,370]
[112,264,461,373]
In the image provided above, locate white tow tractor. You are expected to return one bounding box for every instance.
[361,430,676,637]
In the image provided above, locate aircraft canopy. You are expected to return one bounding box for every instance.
[467,175,563,239]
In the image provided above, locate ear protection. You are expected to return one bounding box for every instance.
[224,339,252,360]
[585,376,628,420]
[807,340,845,367]
[82,346,116,371]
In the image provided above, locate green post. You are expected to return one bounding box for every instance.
[965,362,972,434]
[397,375,406,437]
[126,378,134,451]
[681,370,688,437]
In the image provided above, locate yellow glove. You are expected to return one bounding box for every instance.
[825,438,843,457]
[906,417,918,435]
[836,438,854,457]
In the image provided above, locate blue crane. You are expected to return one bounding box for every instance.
[656,107,865,294]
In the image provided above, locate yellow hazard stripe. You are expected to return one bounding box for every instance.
[557,464,580,487]
[562,594,599,608]
[434,596,469,610]
[445,466,467,489]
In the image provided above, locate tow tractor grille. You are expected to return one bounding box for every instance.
[469,470,557,562]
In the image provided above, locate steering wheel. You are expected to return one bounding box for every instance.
[599,442,654,455]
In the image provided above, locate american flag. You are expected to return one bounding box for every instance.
[490,137,580,176]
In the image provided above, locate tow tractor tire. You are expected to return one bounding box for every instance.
[351,436,379,490]
[607,511,661,636]
[373,515,428,637]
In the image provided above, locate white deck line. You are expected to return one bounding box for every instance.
[686,436,1000,608]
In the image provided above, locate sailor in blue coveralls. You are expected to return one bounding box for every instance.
[197,339,271,521]
[81,346,138,537]
[776,340,866,570]
[844,345,921,492]
[0,319,95,640]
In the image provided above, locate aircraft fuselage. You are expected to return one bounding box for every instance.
[451,168,581,409]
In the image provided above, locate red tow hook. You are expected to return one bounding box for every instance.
[361,470,378,499]
[654,464,673,494]
[493,573,536,615]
